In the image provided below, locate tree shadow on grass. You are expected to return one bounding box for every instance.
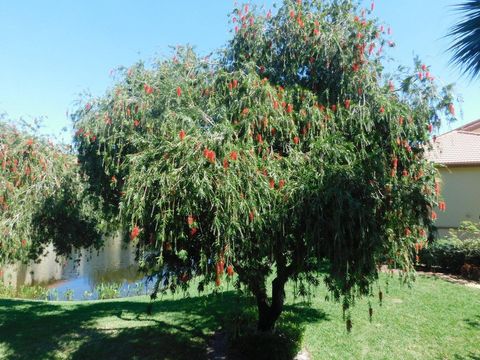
[464,315,480,329]
[453,353,480,360]
[226,302,329,360]
[0,293,328,360]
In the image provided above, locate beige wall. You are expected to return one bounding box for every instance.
[435,166,480,234]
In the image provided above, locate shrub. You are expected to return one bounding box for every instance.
[420,222,480,274]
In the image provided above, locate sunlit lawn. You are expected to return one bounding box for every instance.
[0,274,478,359]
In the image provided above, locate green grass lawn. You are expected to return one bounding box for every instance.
[0,274,479,360]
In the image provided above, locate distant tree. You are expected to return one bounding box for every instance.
[0,118,101,265]
[447,0,480,79]
[69,0,456,332]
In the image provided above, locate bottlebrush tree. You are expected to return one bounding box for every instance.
[0,118,101,266]
[72,0,455,331]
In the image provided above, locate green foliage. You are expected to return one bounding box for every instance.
[447,0,480,80]
[0,282,49,300]
[0,118,103,266]
[95,282,121,299]
[71,0,456,326]
[420,221,480,272]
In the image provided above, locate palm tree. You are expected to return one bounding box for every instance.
[447,0,480,79]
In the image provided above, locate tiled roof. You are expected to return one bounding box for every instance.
[427,119,480,166]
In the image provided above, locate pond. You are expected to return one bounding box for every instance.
[0,235,154,301]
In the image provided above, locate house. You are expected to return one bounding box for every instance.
[427,119,480,237]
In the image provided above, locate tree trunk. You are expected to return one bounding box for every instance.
[255,276,287,332]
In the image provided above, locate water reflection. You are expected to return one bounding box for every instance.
[1,234,149,300]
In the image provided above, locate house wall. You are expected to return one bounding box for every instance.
[435,166,480,236]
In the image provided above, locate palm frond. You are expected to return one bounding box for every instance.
[447,0,480,79]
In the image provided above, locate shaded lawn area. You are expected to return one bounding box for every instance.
[0,275,478,360]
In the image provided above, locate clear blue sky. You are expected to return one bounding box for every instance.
[1,0,478,141]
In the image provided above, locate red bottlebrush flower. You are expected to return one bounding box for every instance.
[176,87,182,97]
[91,135,97,142]
[249,211,255,222]
[273,101,279,109]
[293,136,300,145]
[387,27,391,35]
[425,71,430,80]
[281,101,287,108]
[290,10,295,19]
[422,64,427,71]
[26,139,34,146]
[331,104,337,112]
[190,227,198,236]
[229,151,238,161]
[419,229,427,237]
[227,265,234,277]
[392,157,398,169]
[402,169,408,177]
[179,129,186,141]
[369,43,375,55]
[271,128,276,135]
[269,178,275,189]
[448,103,455,116]
[130,226,140,241]
[249,17,254,26]
[356,32,363,39]
[379,107,385,114]
[314,28,320,36]
[405,228,411,236]
[111,176,117,183]
[242,108,250,116]
[233,79,238,88]
[434,181,440,196]
[431,211,438,220]
[223,158,229,169]
[354,16,359,22]
[297,16,304,28]
[358,87,363,95]
[21,239,27,248]
[389,81,394,92]
[217,260,225,275]
[266,10,272,19]
[344,99,351,109]
[215,276,221,287]
[286,103,293,114]
[235,26,238,33]
[439,201,446,211]
[371,1,375,11]
[85,103,92,111]
[278,179,286,189]
[256,134,263,144]
[428,123,433,133]
[134,120,140,127]
[398,116,404,126]
[352,63,360,72]
[390,169,396,177]
[187,215,195,226]
[418,72,423,80]
[144,84,153,94]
